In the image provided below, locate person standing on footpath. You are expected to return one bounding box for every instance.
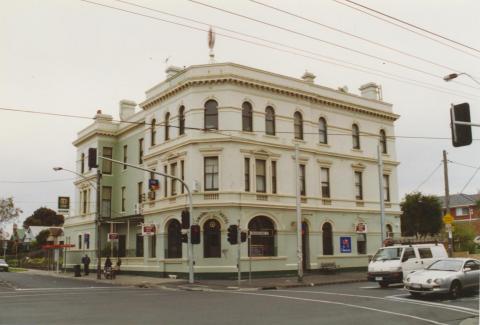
[81,254,91,275]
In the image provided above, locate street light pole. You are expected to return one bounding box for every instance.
[98,156,195,284]
[443,72,480,86]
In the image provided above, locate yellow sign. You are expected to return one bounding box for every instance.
[443,214,454,224]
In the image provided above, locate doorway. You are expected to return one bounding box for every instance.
[302,221,309,271]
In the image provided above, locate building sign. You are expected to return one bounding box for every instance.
[58,196,70,212]
[142,224,156,236]
[149,179,160,191]
[355,223,367,233]
[340,236,352,253]
[108,233,119,241]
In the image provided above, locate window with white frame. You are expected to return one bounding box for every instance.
[244,158,250,192]
[354,171,363,200]
[321,167,330,198]
[352,124,360,149]
[319,118,328,144]
[456,207,469,216]
[204,157,219,191]
[123,145,128,170]
[300,164,306,196]
[271,161,277,194]
[242,102,253,132]
[170,162,177,196]
[121,186,126,212]
[265,106,275,135]
[383,175,390,202]
[256,159,266,193]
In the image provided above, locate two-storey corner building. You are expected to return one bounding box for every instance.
[64,62,401,276]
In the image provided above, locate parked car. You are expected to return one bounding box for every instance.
[0,259,8,272]
[367,243,448,288]
[404,258,480,299]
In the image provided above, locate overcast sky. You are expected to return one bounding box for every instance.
[1,0,479,228]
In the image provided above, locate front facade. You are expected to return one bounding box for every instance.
[439,194,480,234]
[65,62,401,275]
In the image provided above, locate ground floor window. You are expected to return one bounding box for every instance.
[203,219,221,258]
[357,234,366,254]
[135,234,143,257]
[167,220,182,258]
[322,222,333,255]
[248,216,276,257]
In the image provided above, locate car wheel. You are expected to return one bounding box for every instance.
[449,281,462,299]
[410,292,421,298]
[379,281,389,288]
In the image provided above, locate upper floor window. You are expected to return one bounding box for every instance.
[204,100,218,130]
[138,138,144,164]
[321,167,330,198]
[244,158,250,192]
[165,112,170,141]
[352,124,360,149]
[380,129,387,154]
[170,162,177,196]
[80,153,85,174]
[255,159,266,193]
[242,102,253,132]
[354,171,363,200]
[137,181,143,204]
[102,147,113,175]
[300,164,306,196]
[121,186,126,212]
[123,145,128,170]
[294,112,303,140]
[204,157,219,191]
[383,174,390,202]
[179,106,185,135]
[150,118,156,146]
[319,118,327,144]
[265,106,275,135]
[102,186,112,218]
[180,160,185,194]
[271,161,277,194]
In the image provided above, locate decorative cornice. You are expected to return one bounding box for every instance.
[140,74,399,121]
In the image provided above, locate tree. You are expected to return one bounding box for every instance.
[0,197,22,224]
[35,229,50,246]
[453,223,476,253]
[400,192,443,238]
[23,207,64,228]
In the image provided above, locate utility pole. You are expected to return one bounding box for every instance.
[96,168,102,279]
[377,145,385,245]
[295,144,303,282]
[237,220,241,287]
[443,150,453,257]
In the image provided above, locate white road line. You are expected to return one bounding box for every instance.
[275,289,478,315]
[218,290,449,325]
[15,286,131,291]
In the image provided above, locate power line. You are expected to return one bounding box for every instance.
[2,106,480,141]
[414,161,442,192]
[342,0,480,55]
[458,165,480,194]
[188,0,480,91]
[0,178,74,184]
[448,160,479,170]
[332,0,480,60]
[249,0,463,73]
[78,0,480,99]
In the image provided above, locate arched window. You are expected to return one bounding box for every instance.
[265,106,275,135]
[179,106,185,135]
[319,117,327,144]
[166,219,182,258]
[248,216,275,257]
[322,222,333,255]
[204,100,218,130]
[203,219,221,258]
[150,118,156,146]
[242,102,253,132]
[380,129,387,154]
[386,224,393,238]
[165,112,170,141]
[352,124,360,149]
[294,112,303,140]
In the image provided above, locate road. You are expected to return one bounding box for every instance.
[0,272,478,325]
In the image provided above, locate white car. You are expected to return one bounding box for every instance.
[404,258,480,299]
[0,259,8,272]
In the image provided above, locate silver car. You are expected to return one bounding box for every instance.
[404,258,480,299]
[0,259,8,272]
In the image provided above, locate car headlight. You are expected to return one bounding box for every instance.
[433,278,443,285]
[406,277,411,282]
[427,279,432,284]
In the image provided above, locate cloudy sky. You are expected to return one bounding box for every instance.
[1,0,479,227]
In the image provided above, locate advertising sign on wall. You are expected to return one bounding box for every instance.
[142,224,156,236]
[340,236,352,253]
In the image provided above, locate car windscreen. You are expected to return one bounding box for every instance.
[427,260,463,272]
[372,247,402,261]
[0,259,5,263]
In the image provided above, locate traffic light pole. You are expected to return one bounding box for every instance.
[294,144,303,282]
[443,150,453,257]
[98,156,195,284]
[96,168,102,279]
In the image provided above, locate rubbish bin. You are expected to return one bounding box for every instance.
[73,264,81,277]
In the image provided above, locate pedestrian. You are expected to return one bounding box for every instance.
[104,257,113,279]
[104,256,112,269]
[116,258,122,275]
[81,254,91,275]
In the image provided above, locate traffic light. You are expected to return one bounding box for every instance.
[450,103,472,147]
[181,209,190,229]
[88,148,97,169]
[227,225,238,245]
[240,231,247,243]
[191,225,200,244]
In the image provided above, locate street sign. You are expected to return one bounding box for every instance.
[445,224,452,232]
[108,233,119,241]
[355,223,367,233]
[58,196,70,212]
[250,231,270,236]
[142,224,156,236]
[442,214,454,224]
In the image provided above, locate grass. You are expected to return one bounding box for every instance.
[9,267,28,273]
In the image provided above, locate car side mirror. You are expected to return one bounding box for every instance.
[401,257,408,262]
[463,267,471,272]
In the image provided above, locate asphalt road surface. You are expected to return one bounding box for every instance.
[0,272,478,325]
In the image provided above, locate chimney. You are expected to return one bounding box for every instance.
[165,65,183,78]
[359,82,381,100]
[119,100,136,121]
[94,109,113,122]
[301,71,316,83]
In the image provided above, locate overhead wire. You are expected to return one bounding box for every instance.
[77,0,480,99]
[1,106,480,141]
[413,161,442,192]
[448,160,479,170]
[332,0,480,60]
[342,0,480,55]
[0,178,74,184]
[458,165,480,194]
[187,0,480,90]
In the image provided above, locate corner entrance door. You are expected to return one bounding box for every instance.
[302,222,309,271]
[118,235,126,257]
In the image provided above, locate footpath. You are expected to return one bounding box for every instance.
[23,268,367,291]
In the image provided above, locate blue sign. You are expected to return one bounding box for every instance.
[340,236,352,253]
